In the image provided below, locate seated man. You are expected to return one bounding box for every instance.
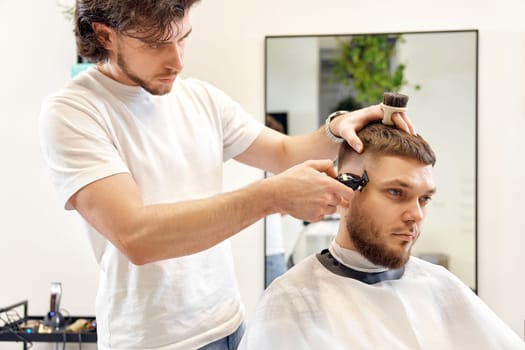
[240,122,524,349]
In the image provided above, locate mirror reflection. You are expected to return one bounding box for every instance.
[264,30,478,291]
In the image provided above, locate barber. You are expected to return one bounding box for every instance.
[39,1,414,349]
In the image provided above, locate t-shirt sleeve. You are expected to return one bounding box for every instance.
[39,96,129,210]
[194,80,264,161]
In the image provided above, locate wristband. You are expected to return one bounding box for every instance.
[324,110,347,143]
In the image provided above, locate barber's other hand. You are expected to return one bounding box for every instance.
[331,105,416,153]
[265,159,354,222]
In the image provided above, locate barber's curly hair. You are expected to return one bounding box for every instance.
[74,0,200,63]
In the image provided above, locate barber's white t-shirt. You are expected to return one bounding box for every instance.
[39,68,263,349]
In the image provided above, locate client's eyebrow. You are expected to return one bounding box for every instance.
[382,179,437,194]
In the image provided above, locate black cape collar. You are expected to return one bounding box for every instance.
[316,249,404,284]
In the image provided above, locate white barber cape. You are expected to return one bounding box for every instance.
[239,241,524,350]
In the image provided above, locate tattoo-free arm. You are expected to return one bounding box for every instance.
[69,159,353,265]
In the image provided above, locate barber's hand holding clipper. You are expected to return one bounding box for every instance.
[264,159,354,222]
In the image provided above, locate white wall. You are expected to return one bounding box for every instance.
[0,1,98,349]
[1,2,524,350]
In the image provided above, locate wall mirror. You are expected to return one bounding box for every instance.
[264,30,478,291]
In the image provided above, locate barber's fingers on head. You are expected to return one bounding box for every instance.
[326,104,416,161]
[357,104,416,135]
[339,128,363,153]
[337,105,382,153]
[391,111,416,135]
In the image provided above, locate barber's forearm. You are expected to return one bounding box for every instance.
[118,180,277,264]
[275,126,338,172]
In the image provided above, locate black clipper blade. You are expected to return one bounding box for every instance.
[336,170,369,191]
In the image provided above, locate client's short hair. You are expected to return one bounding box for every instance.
[338,122,436,171]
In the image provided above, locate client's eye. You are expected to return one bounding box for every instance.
[420,196,433,205]
[388,189,402,197]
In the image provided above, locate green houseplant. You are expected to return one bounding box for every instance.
[331,34,420,109]
[59,2,75,22]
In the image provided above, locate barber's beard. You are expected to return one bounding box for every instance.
[116,52,173,96]
[345,204,418,269]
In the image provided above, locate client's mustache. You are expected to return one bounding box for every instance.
[391,225,421,236]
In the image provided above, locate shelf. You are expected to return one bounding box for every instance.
[0,301,97,349]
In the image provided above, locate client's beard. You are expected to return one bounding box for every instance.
[345,204,418,269]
